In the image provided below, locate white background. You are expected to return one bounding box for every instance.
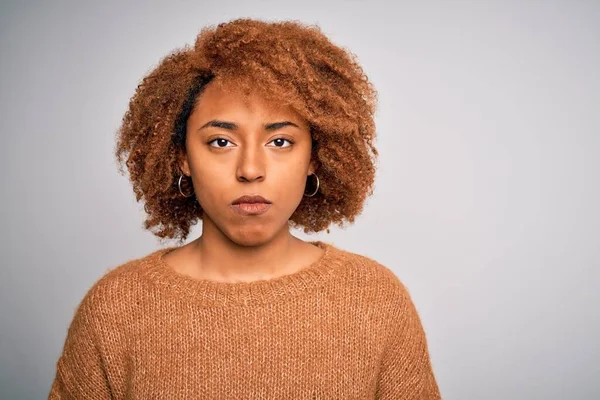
[1,1,598,398]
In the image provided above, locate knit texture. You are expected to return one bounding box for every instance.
[49,240,441,399]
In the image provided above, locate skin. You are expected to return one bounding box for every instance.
[163,80,325,283]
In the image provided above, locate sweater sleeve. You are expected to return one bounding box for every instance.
[376,284,442,399]
[48,290,113,399]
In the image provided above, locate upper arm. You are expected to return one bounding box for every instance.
[48,292,113,399]
[376,283,441,399]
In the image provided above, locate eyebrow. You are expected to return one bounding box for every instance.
[198,120,300,132]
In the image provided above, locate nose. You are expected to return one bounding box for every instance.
[236,143,266,183]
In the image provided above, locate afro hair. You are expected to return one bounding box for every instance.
[115,18,378,242]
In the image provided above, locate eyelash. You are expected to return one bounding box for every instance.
[207,137,295,148]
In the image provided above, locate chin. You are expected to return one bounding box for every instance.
[227,216,293,247]
[204,206,291,247]
[227,228,273,247]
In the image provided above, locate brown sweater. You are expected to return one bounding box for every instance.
[49,240,441,399]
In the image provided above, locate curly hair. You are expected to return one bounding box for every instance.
[115,18,378,242]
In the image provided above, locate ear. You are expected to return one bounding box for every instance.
[178,149,191,176]
[308,159,318,176]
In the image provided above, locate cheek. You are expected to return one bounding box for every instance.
[189,164,229,207]
[272,165,308,203]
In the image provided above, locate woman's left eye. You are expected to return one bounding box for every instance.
[268,138,294,148]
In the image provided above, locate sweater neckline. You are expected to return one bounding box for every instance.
[142,240,343,307]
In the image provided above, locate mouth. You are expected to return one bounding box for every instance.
[232,194,272,205]
[231,202,272,216]
[231,194,272,216]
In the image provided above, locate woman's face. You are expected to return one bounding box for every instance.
[180,82,316,246]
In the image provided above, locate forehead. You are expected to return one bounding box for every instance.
[193,80,302,120]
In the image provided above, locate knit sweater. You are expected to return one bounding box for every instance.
[49,240,441,399]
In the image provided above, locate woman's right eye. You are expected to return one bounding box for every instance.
[208,138,234,148]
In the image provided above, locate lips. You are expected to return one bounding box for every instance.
[231,195,271,205]
[231,194,272,216]
[231,203,271,216]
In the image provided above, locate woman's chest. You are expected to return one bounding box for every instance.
[117,297,387,399]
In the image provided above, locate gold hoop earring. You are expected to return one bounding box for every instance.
[178,174,195,198]
[304,173,320,197]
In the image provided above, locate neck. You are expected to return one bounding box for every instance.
[189,222,301,283]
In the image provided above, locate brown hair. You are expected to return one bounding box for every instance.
[115,18,378,242]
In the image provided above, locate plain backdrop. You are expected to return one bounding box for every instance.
[1,1,599,399]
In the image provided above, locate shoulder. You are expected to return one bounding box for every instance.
[330,244,413,303]
[333,246,431,342]
[333,244,406,284]
[73,248,167,317]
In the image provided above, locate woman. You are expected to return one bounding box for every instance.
[49,18,441,399]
